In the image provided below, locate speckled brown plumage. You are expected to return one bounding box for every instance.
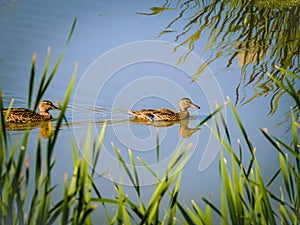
[3,100,59,123]
[128,98,200,121]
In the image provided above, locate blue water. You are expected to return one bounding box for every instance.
[0,0,294,223]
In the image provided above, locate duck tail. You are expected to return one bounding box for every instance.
[128,110,136,116]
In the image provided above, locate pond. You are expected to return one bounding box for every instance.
[1,0,299,224]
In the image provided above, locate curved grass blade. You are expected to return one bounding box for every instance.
[128,149,140,197]
[65,17,77,45]
[91,122,106,177]
[206,123,241,166]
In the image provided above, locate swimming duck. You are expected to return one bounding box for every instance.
[128,98,200,121]
[3,100,59,123]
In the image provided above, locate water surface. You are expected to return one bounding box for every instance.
[0,0,296,223]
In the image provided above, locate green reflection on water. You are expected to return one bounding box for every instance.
[144,0,299,114]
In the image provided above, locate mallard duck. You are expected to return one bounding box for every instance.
[3,100,59,123]
[128,98,200,121]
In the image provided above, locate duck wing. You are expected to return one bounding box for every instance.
[151,109,179,121]
[156,108,177,114]
[128,109,179,121]
[128,109,156,121]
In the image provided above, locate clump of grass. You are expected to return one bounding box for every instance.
[0,65,77,225]
[0,18,85,225]
[173,69,300,225]
[90,141,192,224]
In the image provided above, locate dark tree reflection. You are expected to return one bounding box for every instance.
[141,0,300,114]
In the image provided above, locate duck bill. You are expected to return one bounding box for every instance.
[52,105,60,110]
[191,103,200,109]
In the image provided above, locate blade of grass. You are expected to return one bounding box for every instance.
[91,122,106,177]
[191,199,208,224]
[268,73,300,107]
[12,130,29,189]
[220,152,237,223]
[261,129,300,161]
[0,90,8,148]
[137,156,160,180]
[33,47,51,110]
[33,18,77,110]
[275,65,300,80]
[176,202,197,225]
[220,110,231,145]
[49,63,77,149]
[227,97,254,152]
[291,109,299,172]
[27,138,44,225]
[227,97,254,176]
[206,123,241,165]
[4,98,14,122]
[112,143,137,189]
[117,182,124,225]
[254,157,277,224]
[128,149,140,197]
[61,173,70,225]
[197,101,227,127]
[28,53,36,108]
[65,17,77,45]
[156,128,160,162]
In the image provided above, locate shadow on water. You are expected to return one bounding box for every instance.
[140,0,300,115]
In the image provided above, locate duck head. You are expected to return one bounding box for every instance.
[179,98,200,111]
[39,100,60,113]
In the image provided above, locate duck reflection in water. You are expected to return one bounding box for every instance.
[130,117,200,138]
[4,120,56,139]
